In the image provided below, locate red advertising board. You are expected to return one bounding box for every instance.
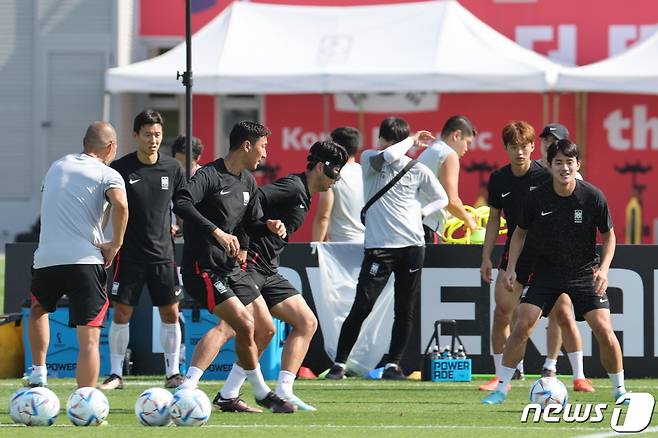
[140,0,658,242]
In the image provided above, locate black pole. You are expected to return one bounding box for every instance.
[177,0,193,181]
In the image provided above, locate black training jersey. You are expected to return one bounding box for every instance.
[244,173,311,275]
[487,160,551,242]
[173,158,267,273]
[111,152,184,263]
[518,179,613,280]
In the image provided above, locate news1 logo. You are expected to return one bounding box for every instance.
[521,393,655,433]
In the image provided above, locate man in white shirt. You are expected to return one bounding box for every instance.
[26,121,128,389]
[312,126,365,243]
[326,117,448,380]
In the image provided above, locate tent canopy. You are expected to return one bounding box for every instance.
[105,0,559,94]
[556,30,658,94]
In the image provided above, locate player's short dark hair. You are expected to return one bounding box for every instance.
[501,121,535,148]
[378,117,410,144]
[330,126,360,157]
[441,115,477,139]
[229,121,271,151]
[306,140,348,171]
[133,110,164,133]
[547,139,580,164]
[172,135,203,161]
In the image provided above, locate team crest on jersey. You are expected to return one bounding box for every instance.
[243,192,250,205]
[111,282,119,295]
[574,209,583,223]
[369,262,380,276]
[161,176,169,190]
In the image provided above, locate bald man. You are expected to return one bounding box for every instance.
[26,121,128,389]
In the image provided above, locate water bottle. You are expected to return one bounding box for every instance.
[455,344,466,360]
[441,346,452,360]
[431,345,440,361]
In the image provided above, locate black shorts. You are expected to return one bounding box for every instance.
[520,276,609,321]
[498,241,535,286]
[233,268,299,309]
[110,256,181,306]
[31,264,109,327]
[181,264,259,312]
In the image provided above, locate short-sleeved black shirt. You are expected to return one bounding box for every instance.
[173,159,267,274]
[518,179,613,283]
[487,160,551,243]
[247,173,311,275]
[111,152,185,263]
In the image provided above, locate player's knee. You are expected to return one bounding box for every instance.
[553,309,574,329]
[232,312,255,338]
[112,304,133,323]
[295,313,318,337]
[493,306,512,326]
[158,305,179,323]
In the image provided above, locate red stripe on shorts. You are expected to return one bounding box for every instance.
[201,272,215,311]
[88,296,109,327]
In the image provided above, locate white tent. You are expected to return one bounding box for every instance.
[105,0,559,94]
[556,30,658,94]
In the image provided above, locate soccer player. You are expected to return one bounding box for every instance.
[211,140,348,412]
[326,117,448,380]
[312,127,365,242]
[26,121,128,388]
[173,121,295,413]
[100,110,186,390]
[483,139,626,405]
[173,135,203,177]
[418,115,478,243]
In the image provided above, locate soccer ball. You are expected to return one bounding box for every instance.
[66,387,110,426]
[135,387,174,426]
[14,387,60,426]
[169,388,211,427]
[8,387,28,424]
[529,377,569,408]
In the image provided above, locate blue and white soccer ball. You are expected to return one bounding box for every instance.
[66,387,110,426]
[8,387,29,424]
[14,387,60,426]
[529,377,569,408]
[135,387,174,426]
[169,388,211,427]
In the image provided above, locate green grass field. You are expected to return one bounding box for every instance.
[1,376,657,437]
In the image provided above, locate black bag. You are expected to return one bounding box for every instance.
[360,159,417,225]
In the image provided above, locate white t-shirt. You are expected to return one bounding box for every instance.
[361,149,447,249]
[328,161,365,243]
[417,140,457,232]
[33,153,125,268]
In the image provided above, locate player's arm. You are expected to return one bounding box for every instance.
[480,207,501,284]
[97,188,128,269]
[234,224,249,265]
[369,131,435,171]
[419,166,448,217]
[438,153,477,232]
[594,229,616,295]
[312,189,333,242]
[242,187,286,240]
[171,164,186,236]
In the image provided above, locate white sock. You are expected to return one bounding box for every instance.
[220,363,248,400]
[275,370,297,398]
[543,358,558,372]
[493,354,503,377]
[109,322,130,376]
[161,322,182,377]
[244,364,271,400]
[608,370,626,395]
[516,360,524,373]
[495,365,516,395]
[334,362,346,369]
[31,365,47,377]
[178,366,204,390]
[567,351,585,380]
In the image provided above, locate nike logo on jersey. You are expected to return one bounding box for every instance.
[220,189,231,195]
[129,178,141,184]
[600,297,608,303]
[541,211,553,216]
[409,268,420,273]
[299,204,305,209]
[501,192,511,198]
[174,287,182,296]
[529,186,537,191]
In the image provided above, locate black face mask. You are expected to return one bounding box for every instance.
[322,161,341,181]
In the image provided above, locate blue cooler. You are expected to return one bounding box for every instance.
[22,306,112,378]
[182,307,285,380]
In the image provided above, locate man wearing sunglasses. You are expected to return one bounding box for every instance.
[327,117,448,380]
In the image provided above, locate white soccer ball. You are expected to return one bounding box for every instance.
[14,387,60,426]
[66,387,110,426]
[529,377,569,408]
[169,388,211,427]
[135,387,174,426]
[8,387,28,424]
